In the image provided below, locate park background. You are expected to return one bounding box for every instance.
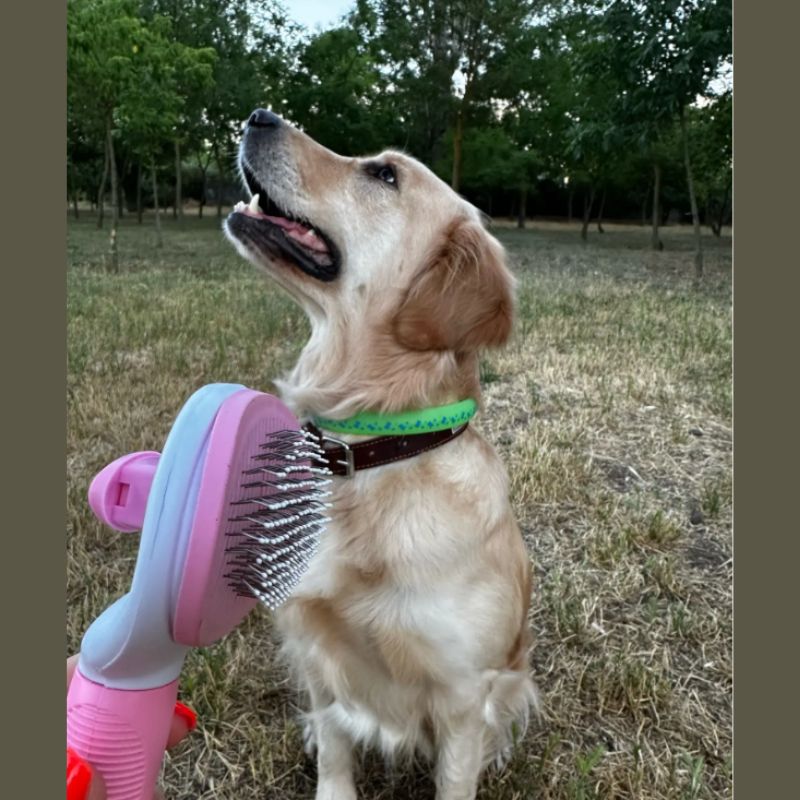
[67,2,732,798]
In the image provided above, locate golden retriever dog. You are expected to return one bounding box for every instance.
[225,109,537,800]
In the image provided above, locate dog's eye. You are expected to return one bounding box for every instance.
[376,165,396,185]
[365,162,398,188]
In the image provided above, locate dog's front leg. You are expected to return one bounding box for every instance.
[314,711,357,800]
[307,682,357,800]
[434,706,485,800]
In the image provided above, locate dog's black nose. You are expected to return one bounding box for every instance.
[247,109,282,129]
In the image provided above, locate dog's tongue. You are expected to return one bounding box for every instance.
[263,214,329,254]
[236,198,329,255]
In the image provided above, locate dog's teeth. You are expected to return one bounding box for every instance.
[234,201,246,212]
[248,194,260,213]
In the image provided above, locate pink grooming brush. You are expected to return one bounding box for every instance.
[67,383,331,800]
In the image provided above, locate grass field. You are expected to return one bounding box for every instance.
[67,213,732,800]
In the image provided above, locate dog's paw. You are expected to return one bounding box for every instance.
[492,745,514,771]
[315,779,357,800]
[303,719,317,757]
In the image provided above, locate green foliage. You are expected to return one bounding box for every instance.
[68,0,147,125]
[119,22,215,160]
[67,0,732,229]
[687,93,732,230]
[280,26,391,156]
[68,0,217,163]
[347,1,541,164]
[587,0,731,152]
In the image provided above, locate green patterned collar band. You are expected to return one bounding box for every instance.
[312,398,477,436]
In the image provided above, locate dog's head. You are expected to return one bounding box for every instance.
[225,109,514,349]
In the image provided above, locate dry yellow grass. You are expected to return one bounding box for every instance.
[67,214,731,799]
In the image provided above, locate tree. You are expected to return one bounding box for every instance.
[66,0,731,237]
[140,1,291,218]
[447,0,541,192]
[566,46,627,240]
[500,112,544,228]
[490,6,608,231]
[117,14,214,245]
[350,0,460,166]
[448,124,538,223]
[352,0,540,191]
[688,92,731,236]
[67,101,103,219]
[202,1,292,217]
[281,26,392,156]
[598,0,732,276]
[68,0,215,260]
[68,0,149,268]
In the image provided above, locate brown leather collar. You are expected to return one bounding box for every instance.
[302,421,469,477]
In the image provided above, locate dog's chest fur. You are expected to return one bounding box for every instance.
[275,429,524,752]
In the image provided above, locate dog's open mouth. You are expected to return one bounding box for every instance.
[226,164,340,282]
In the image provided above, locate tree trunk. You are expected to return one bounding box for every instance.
[714,173,731,237]
[174,139,183,221]
[451,103,464,193]
[517,186,527,229]
[640,183,650,226]
[67,164,80,219]
[707,200,718,236]
[67,162,80,219]
[567,187,574,223]
[136,162,143,224]
[106,121,119,272]
[596,187,607,233]
[680,112,703,279]
[117,156,126,219]
[97,140,109,229]
[581,185,596,242]
[151,160,162,248]
[651,162,662,251]
[214,143,224,218]
[197,148,212,218]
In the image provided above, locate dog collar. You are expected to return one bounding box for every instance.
[311,398,477,436]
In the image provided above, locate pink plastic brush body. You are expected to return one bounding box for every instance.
[67,384,304,799]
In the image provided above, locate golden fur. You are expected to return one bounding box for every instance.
[226,118,537,800]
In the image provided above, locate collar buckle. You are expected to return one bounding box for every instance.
[319,433,355,478]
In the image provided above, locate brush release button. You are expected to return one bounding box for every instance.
[88,452,161,532]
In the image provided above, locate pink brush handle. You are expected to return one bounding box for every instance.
[67,667,179,800]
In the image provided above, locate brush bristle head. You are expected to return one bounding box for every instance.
[223,428,331,610]
[173,388,329,647]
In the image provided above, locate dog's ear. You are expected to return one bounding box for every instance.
[392,219,515,352]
